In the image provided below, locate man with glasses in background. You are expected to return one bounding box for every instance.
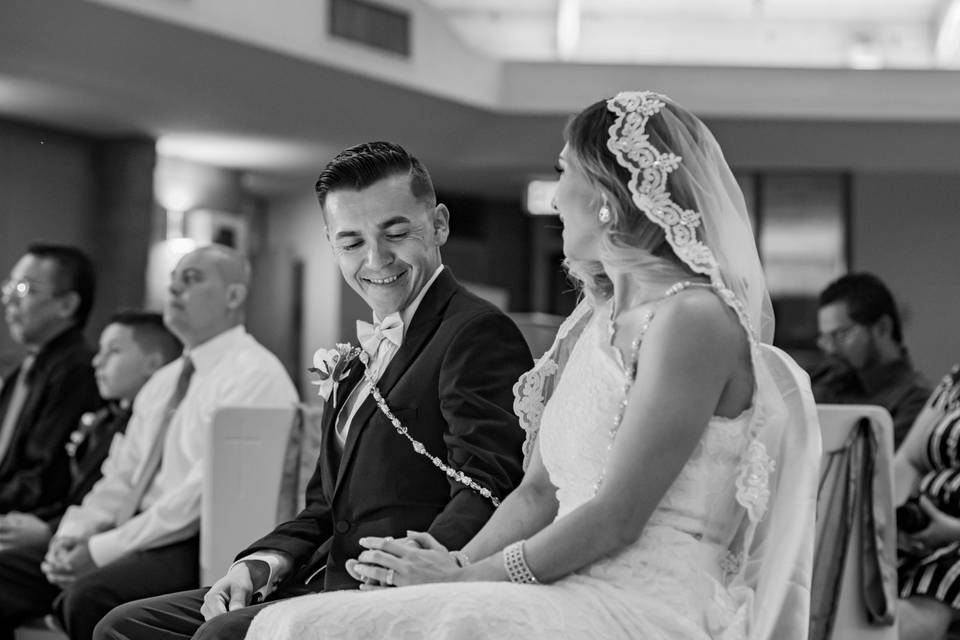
[0,243,101,515]
[812,272,930,449]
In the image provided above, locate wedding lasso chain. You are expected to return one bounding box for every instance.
[358,351,501,507]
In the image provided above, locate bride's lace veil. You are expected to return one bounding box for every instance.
[513,92,820,639]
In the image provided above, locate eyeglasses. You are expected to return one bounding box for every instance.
[816,324,860,350]
[1,279,53,302]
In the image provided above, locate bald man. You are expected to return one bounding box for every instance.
[0,245,298,640]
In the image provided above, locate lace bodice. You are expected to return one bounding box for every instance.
[538,303,752,575]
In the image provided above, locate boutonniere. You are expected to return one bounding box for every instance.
[65,406,113,458]
[309,343,361,403]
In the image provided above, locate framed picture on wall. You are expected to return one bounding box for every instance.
[186,209,250,252]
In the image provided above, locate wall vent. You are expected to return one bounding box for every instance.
[329,0,410,57]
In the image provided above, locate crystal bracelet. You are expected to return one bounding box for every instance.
[503,541,539,584]
[450,550,471,568]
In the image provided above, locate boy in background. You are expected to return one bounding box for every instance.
[0,310,180,638]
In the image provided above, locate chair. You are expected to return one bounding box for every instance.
[813,404,898,640]
[201,405,298,586]
[507,312,564,359]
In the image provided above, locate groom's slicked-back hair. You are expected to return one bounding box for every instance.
[315,141,436,210]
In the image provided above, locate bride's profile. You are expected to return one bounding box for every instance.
[245,91,822,640]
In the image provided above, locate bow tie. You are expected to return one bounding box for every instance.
[356,313,404,357]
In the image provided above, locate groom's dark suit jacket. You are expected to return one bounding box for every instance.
[241,269,532,591]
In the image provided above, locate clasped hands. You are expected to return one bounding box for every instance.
[40,536,97,588]
[346,530,463,590]
[200,531,463,622]
[0,514,95,588]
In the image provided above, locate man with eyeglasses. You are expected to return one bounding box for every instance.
[0,243,102,516]
[812,272,931,449]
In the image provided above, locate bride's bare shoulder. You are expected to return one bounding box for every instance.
[616,287,743,350]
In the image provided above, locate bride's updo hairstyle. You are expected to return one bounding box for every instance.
[563,97,701,301]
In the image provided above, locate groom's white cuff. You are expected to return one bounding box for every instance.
[232,552,287,600]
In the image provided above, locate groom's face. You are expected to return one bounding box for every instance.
[324,173,449,319]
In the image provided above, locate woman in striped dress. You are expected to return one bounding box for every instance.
[896,365,960,640]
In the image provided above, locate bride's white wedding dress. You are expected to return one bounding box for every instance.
[245,303,755,640]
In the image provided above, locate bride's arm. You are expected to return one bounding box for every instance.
[349,407,560,586]
[458,444,559,562]
[459,292,746,583]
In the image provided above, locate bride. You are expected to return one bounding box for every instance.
[245,91,821,640]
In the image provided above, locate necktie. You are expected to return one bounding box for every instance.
[356,313,403,359]
[115,356,194,525]
[0,355,36,466]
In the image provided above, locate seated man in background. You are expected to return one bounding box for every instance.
[3,245,298,640]
[812,272,930,449]
[96,141,532,640]
[0,243,102,515]
[0,309,181,638]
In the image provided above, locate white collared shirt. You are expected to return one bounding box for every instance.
[334,265,445,448]
[57,325,298,567]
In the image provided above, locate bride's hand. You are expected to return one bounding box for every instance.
[347,532,460,589]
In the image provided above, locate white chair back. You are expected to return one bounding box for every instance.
[816,404,898,640]
[201,405,297,586]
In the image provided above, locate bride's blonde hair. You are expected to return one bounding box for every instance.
[562,98,700,302]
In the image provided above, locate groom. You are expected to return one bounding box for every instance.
[95,142,532,639]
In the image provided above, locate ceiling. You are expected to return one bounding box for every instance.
[2,0,960,199]
[423,0,956,69]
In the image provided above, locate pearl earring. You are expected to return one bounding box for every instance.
[598,204,611,224]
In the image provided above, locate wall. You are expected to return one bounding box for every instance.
[259,191,340,400]
[851,172,960,381]
[0,119,153,368]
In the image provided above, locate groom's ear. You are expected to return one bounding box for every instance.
[432,204,450,246]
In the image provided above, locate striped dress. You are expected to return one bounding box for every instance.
[899,365,960,606]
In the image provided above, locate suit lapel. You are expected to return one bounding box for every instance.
[321,363,364,501]
[334,270,460,491]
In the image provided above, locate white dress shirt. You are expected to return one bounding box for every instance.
[56,325,298,567]
[335,265,444,448]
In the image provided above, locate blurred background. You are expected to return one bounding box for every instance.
[2,0,959,396]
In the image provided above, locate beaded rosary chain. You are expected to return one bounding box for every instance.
[358,351,501,508]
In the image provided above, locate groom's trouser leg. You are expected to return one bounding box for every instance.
[95,589,276,640]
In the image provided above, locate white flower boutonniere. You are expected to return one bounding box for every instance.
[308,343,360,403]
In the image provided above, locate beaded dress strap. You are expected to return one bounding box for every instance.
[607,280,714,378]
[595,280,713,495]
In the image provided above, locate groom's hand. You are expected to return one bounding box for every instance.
[201,560,269,621]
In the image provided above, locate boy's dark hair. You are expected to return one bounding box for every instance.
[108,310,182,363]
